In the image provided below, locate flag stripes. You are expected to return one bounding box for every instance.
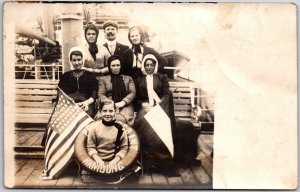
[42,88,94,180]
[47,146,75,179]
[45,113,87,166]
[45,116,90,175]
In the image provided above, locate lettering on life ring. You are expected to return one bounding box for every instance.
[74,121,140,178]
[82,159,125,174]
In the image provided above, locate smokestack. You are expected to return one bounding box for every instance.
[59,4,84,72]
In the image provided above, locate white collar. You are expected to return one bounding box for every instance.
[146,74,154,78]
[106,40,116,46]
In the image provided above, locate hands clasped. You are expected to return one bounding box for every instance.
[142,102,154,113]
[92,154,121,169]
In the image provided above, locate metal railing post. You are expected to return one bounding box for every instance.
[52,63,55,81]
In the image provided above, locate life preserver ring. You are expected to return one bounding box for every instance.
[74,121,140,178]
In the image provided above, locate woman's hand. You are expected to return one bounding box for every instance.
[94,69,101,73]
[115,101,126,109]
[82,67,103,74]
[142,102,153,112]
[83,67,93,72]
[77,98,94,111]
[77,101,89,111]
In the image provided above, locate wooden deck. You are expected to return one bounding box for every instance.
[13,132,213,189]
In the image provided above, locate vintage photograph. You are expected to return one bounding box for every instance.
[4,2,214,189]
[4,2,297,190]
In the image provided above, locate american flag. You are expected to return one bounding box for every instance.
[42,88,94,180]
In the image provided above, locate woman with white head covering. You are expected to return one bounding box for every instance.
[133,54,174,172]
[134,54,170,117]
[134,54,201,175]
[58,46,98,117]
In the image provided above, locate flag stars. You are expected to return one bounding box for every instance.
[44,89,94,179]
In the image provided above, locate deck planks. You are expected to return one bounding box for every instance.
[16,132,36,146]
[198,135,213,160]
[22,132,44,146]
[151,173,169,186]
[55,173,76,187]
[167,176,184,186]
[191,165,212,188]
[33,133,44,146]
[137,174,153,185]
[15,131,44,148]
[13,80,214,189]
[200,157,213,178]
[15,159,28,174]
[14,159,42,187]
[13,131,213,189]
[73,177,88,187]
[178,167,199,185]
[23,160,44,187]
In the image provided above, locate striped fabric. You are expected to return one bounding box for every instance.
[42,88,94,180]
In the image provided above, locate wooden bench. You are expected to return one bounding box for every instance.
[15,79,58,125]
[14,79,214,159]
[15,80,213,127]
[169,81,214,133]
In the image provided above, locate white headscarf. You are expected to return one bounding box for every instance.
[141,54,160,106]
[68,47,85,70]
[141,54,158,76]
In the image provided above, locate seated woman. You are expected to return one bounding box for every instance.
[134,54,170,119]
[134,54,200,174]
[87,100,129,168]
[95,55,136,126]
[134,54,174,172]
[58,47,98,117]
[83,24,110,78]
[122,26,168,80]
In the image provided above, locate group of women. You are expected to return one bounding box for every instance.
[59,23,199,176]
[81,23,171,128]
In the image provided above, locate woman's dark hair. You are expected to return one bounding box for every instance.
[128,26,145,45]
[107,55,123,74]
[70,51,83,59]
[84,24,99,43]
[99,100,116,111]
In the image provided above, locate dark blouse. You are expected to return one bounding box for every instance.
[58,70,98,102]
[122,46,168,80]
[134,73,170,110]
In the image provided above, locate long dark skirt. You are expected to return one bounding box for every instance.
[134,94,198,168]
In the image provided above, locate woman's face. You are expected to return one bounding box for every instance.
[71,55,83,70]
[129,29,141,45]
[110,59,121,75]
[86,29,97,44]
[144,59,156,75]
[101,103,116,122]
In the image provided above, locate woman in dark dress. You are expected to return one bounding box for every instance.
[95,55,136,126]
[122,26,168,80]
[134,54,200,175]
[58,47,98,117]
